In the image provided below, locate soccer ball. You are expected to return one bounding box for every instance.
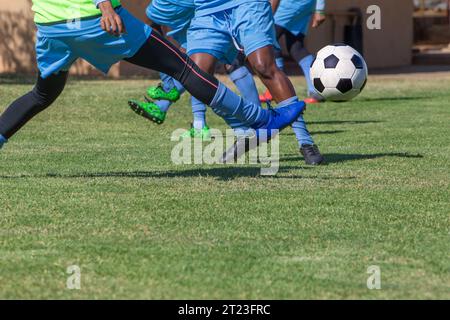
[310,44,368,102]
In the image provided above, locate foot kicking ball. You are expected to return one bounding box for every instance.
[310,44,368,102]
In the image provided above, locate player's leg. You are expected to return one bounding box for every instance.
[225,1,323,164]
[133,1,191,124]
[131,71,185,125]
[284,29,323,104]
[225,53,261,107]
[0,72,69,149]
[147,21,184,105]
[273,0,324,103]
[224,55,261,136]
[284,28,323,164]
[186,13,261,138]
[189,51,259,140]
[182,96,210,140]
[150,72,185,104]
[0,28,76,149]
[247,46,296,103]
[274,27,323,164]
[181,52,217,139]
[259,27,287,103]
[232,1,295,104]
[125,31,304,137]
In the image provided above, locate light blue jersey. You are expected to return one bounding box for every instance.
[275,0,326,36]
[147,0,195,48]
[166,0,195,8]
[194,0,267,17]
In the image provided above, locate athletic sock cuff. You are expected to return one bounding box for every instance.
[191,96,207,113]
[210,83,234,117]
[278,96,299,107]
[228,66,250,82]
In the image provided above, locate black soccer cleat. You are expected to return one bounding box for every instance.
[300,144,325,165]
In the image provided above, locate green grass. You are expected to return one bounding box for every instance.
[0,73,449,299]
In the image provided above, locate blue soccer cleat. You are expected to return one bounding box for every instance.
[220,101,305,163]
[252,101,306,140]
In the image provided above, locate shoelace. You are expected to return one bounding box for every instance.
[302,145,319,156]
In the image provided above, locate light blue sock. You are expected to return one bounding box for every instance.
[156,73,186,113]
[292,114,314,147]
[299,55,315,95]
[210,83,269,128]
[191,97,207,129]
[160,73,185,93]
[222,114,250,132]
[278,96,314,147]
[0,134,7,149]
[278,96,299,107]
[276,57,285,72]
[228,66,261,107]
[154,99,172,113]
[226,66,259,133]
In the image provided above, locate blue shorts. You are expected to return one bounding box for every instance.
[146,0,195,49]
[36,7,152,79]
[274,0,316,36]
[187,1,278,64]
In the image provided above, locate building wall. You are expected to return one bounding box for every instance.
[0,0,36,75]
[307,0,414,69]
[0,0,413,76]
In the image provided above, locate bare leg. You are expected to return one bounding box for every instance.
[247,45,296,103]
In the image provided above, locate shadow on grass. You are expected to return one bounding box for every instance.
[284,130,346,137]
[358,96,432,102]
[307,120,383,125]
[0,166,357,181]
[282,152,423,164]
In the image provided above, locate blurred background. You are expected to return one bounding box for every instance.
[413,0,450,64]
[0,0,449,77]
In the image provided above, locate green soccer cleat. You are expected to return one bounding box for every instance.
[181,125,212,141]
[147,83,181,102]
[128,99,166,125]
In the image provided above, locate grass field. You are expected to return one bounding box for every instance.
[0,71,449,299]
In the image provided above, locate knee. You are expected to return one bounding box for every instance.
[31,72,68,109]
[31,87,59,109]
[252,59,278,80]
[225,53,246,74]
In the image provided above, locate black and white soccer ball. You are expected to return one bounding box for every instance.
[310,44,368,102]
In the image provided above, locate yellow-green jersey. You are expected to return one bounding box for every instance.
[32,0,121,25]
